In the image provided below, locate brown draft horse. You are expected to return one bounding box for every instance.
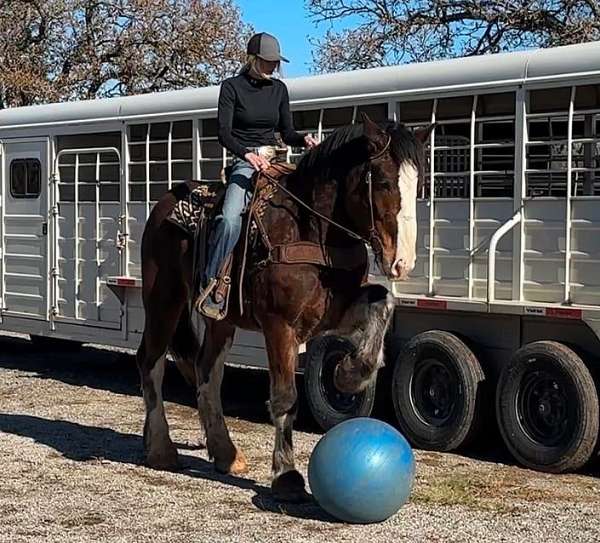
[136,114,433,502]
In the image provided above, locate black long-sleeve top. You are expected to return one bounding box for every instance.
[217,73,305,159]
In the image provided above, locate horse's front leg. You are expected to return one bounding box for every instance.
[333,284,395,394]
[263,317,309,503]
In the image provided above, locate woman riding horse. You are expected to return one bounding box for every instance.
[201,33,318,318]
[136,38,434,501]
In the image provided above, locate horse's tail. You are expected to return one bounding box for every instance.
[138,181,203,387]
[139,182,198,303]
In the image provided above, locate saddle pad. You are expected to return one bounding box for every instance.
[167,182,225,235]
[167,164,295,236]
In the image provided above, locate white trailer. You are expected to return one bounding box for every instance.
[1,41,600,473]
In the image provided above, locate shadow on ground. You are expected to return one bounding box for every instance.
[0,412,336,522]
[0,334,289,427]
[0,334,540,472]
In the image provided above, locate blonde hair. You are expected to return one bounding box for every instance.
[240,54,282,79]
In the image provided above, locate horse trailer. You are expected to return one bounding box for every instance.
[1,41,600,473]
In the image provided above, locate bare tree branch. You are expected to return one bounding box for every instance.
[307,0,600,72]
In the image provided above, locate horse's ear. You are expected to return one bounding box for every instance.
[415,123,435,143]
[361,112,386,155]
[361,112,384,139]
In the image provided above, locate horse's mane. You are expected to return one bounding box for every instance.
[293,120,424,180]
[295,123,364,177]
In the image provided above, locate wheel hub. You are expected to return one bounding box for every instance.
[518,369,573,447]
[411,357,458,426]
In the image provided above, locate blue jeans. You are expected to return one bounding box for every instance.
[204,158,255,284]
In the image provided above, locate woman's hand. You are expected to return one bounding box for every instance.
[304,133,319,148]
[244,152,270,171]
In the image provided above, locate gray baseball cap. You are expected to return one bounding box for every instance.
[247,33,289,63]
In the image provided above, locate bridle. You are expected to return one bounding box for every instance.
[364,135,391,265]
[261,135,392,262]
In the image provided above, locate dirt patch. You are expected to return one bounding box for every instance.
[1,336,599,543]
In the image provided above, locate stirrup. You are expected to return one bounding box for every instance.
[200,302,225,320]
[194,278,217,313]
[195,280,226,320]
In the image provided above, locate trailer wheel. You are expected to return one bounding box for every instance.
[391,330,485,451]
[304,335,377,431]
[496,341,598,473]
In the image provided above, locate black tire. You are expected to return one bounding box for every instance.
[29,334,83,352]
[303,335,377,431]
[391,330,486,451]
[496,341,599,473]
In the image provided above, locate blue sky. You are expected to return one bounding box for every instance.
[236,0,336,77]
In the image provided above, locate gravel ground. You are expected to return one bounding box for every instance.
[1,333,600,543]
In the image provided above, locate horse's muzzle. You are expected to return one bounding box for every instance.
[390,257,413,280]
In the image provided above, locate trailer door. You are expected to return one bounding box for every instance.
[1,139,49,319]
[52,146,123,329]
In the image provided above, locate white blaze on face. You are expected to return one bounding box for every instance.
[392,161,419,279]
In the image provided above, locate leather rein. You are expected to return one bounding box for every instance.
[259,135,392,260]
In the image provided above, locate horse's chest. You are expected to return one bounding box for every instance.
[252,265,327,330]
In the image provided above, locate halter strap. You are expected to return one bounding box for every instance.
[369,135,392,161]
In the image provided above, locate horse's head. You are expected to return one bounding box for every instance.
[346,114,433,280]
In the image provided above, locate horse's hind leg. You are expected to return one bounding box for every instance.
[170,305,202,387]
[136,299,184,470]
[263,317,308,502]
[195,319,248,475]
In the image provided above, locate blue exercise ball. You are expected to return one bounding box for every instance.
[308,417,415,524]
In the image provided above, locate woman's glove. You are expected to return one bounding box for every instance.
[304,134,319,148]
[244,152,271,171]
